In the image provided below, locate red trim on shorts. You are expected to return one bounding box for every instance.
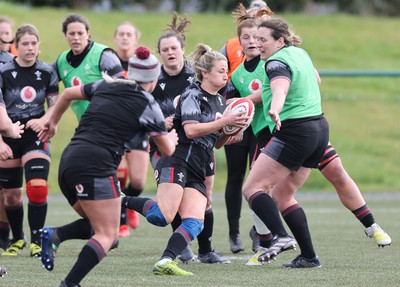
[170,167,174,182]
[109,176,119,198]
[252,143,259,163]
[318,154,338,169]
[324,146,334,155]
[264,137,274,149]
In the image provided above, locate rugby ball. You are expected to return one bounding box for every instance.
[222,98,254,136]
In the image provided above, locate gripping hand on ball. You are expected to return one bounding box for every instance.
[223,108,248,129]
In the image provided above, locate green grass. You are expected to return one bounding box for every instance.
[0,2,399,193]
[0,4,398,286]
[1,195,399,286]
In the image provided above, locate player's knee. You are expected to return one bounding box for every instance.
[24,159,49,204]
[180,218,204,240]
[145,203,168,227]
[3,188,23,207]
[26,179,48,204]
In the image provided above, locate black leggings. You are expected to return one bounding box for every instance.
[224,127,257,235]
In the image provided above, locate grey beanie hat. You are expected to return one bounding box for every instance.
[128,46,161,82]
[248,0,267,11]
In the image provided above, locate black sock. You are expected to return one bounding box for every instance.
[5,204,24,240]
[0,221,10,241]
[120,206,127,225]
[122,196,153,216]
[352,204,375,228]
[62,279,80,287]
[249,191,288,236]
[197,209,213,254]
[28,202,47,245]
[123,184,143,197]
[65,238,106,285]
[225,176,243,236]
[57,218,93,243]
[170,213,181,232]
[161,231,190,260]
[259,232,273,248]
[282,204,316,259]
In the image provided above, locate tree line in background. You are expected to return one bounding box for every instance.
[6,0,400,15]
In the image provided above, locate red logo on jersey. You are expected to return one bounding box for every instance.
[75,184,84,193]
[71,76,83,86]
[248,79,262,93]
[20,86,36,103]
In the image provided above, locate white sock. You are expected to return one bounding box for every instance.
[158,258,172,265]
[249,208,271,235]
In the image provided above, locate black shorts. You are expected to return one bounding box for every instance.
[151,149,215,177]
[0,167,23,188]
[3,129,51,159]
[58,144,121,206]
[150,150,162,170]
[59,172,121,206]
[154,144,211,196]
[262,116,329,171]
[318,143,339,170]
[255,127,274,160]
[206,151,215,177]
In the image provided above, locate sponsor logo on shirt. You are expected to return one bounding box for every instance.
[20,86,36,103]
[248,79,262,93]
[71,76,82,86]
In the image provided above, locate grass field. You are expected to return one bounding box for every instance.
[0,2,399,193]
[0,194,399,287]
[0,4,399,284]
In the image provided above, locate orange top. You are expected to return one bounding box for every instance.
[9,44,18,56]
[226,37,245,79]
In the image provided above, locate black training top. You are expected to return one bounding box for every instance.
[62,79,167,175]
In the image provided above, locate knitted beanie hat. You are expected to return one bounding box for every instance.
[248,0,267,11]
[128,46,161,82]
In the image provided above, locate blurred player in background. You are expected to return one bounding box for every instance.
[113,21,145,237]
